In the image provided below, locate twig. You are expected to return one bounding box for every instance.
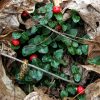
[43,25,79,43]
[0,52,77,85]
[43,25,100,44]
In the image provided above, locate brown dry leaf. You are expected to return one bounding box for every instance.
[63,10,71,21]
[84,36,100,59]
[0,0,10,11]
[0,0,43,33]
[0,41,17,69]
[81,65,100,74]
[24,18,34,29]
[62,0,100,39]
[0,55,26,100]
[24,87,54,100]
[0,27,14,41]
[85,79,100,100]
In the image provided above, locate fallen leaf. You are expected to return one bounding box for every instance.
[81,65,100,74]
[85,36,100,59]
[85,79,100,100]
[0,55,26,100]
[0,41,17,69]
[62,0,100,39]
[24,87,54,100]
[0,0,40,32]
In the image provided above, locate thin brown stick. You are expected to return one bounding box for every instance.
[0,52,77,85]
[43,25,100,44]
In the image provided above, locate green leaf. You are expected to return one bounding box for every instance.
[38,6,46,13]
[42,28,51,35]
[54,13,63,21]
[51,60,60,68]
[48,21,57,28]
[71,65,80,74]
[21,32,29,41]
[60,90,68,98]
[62,23,71,31]
[12,32,21,39]
[60,73,68,79]
[72,15,80,23]
[68,29,78,37]
[20,37,26,44]
[62,24,68,32]
[60,59,68,66]
[88,56,100,65]
[54,49,63,60]
[29,70,43,81]
[67,85,76,95]
[32,58,42,67]
[74,73,81,83]
[77,94,86,100]
[43,64,51,71]
[81,45,88,55]
[25,75,33,82]
[33,15,43,20]
[76,48,82,55]
[45,3,53,12]
[59,36,72,46]
[51,42,57,48]
[41,37,52,46]
[45,11,53,19]
[42,55,52,62]
[11,45,20,50]
[38,46,48,54]
[72,42,79,48]
[39,18,48,25]
[29,35,42,44]
[31,26,38,34]
[22,45,37,56]
[68,47,75,55]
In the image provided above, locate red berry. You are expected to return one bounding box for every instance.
[21,11,29,17]
[56,25,62,31]
[77,86,85,94]
[29,54,38,61]
[52,6,61,14]
[12,39,20,46]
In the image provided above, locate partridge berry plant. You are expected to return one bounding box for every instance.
[11,2,88,99]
